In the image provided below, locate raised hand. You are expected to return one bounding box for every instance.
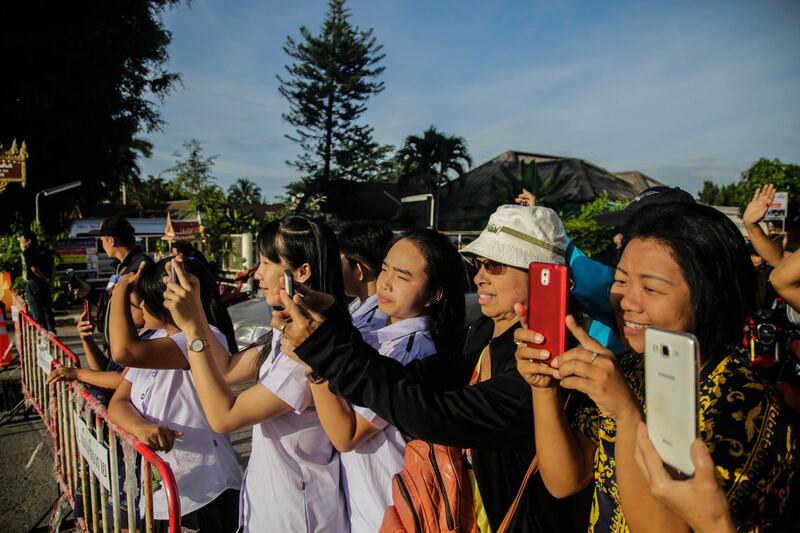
[163,257,206,332]
[551,316,637,420]
[742,184,776,226]
[76,310,95,341]
[634,422,734,533]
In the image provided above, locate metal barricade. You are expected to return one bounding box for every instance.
[14,309,181,532]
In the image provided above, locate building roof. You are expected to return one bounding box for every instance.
[163,212,203,242]
[613,171,663,192]
[436,150,657,230]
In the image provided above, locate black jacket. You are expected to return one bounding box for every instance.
[295,312,589,533]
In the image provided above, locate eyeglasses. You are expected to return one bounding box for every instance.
[466,256,507,275]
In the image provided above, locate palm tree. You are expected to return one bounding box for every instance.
[227,178,263,205]
[489,159,566,209]
[395,126,472,193]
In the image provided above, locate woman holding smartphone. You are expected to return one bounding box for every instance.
[272,205,623,532]
[310,229,465,532]
[162,215,349,533]
[107,261,242,532]
[514,202,797,532]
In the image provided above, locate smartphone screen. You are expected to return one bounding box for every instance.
[527,262,569,364]
[645,327,699,475]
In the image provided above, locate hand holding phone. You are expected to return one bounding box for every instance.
[274,269,295,311]
[645,327,699,475]
[527,262,569,364]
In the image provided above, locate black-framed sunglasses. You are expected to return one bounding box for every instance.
[465,256,507,275]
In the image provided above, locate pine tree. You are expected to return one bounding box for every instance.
[278,0,387,196]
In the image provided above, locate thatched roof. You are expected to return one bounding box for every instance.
[436,150,657,230]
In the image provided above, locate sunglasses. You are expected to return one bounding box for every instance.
[466,256,507,275]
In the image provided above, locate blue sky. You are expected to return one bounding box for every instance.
[140,0,800,201]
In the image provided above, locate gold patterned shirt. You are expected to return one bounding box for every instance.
[572,352,797,532]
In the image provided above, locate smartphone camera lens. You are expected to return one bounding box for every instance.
[661,345,670,357]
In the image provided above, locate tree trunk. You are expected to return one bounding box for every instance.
[323,91,334,183]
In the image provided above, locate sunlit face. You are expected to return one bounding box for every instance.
[473,257,528,324]
[340,251,362,298]
[611,238,693,355]
[18,236,32,250]
[253,251,310,308]
[377,239,438,323]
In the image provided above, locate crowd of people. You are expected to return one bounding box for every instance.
[41,184,800,532]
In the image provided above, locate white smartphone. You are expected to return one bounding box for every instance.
[273,269,294,311]
[644,327,699,475]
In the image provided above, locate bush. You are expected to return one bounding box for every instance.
[562,193,623,258]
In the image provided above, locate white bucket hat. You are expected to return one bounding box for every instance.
[460,205,567,268]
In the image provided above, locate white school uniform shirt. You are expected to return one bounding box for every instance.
[342,315,437,533]
[239,330,347,533]
[349,294,389,334]
[125,326,243,519]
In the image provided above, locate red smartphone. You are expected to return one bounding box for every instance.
[527,262,569,364]
[83,300,92,325]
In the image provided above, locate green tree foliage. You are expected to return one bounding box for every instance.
[489,160,566,209]
[165,139,219,202]
[0,1,181,232]
[395,126,473,193]
[227,179,263,206]
[562,194,623,258]
[696,158,800,224]
[278,0,388,196]
[697,180,739,206]
[737,158,800,225]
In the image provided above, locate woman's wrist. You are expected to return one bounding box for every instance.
[183,322,213,342]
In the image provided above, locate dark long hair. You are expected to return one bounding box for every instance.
[135,258,213,326]
[622,203,755,363]
[255,215,347,361]
[399,229,467,357]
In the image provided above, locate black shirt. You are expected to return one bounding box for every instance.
[23,245,53,284]
[295,311,590,532]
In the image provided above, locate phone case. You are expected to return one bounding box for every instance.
[644,327,699,475]
[527,262,569,363]
[283,269,295,299]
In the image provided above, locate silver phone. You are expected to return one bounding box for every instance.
[273,269,294,311]
[644,327,699,475]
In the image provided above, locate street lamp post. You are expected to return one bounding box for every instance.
[35,180,82,224]
[401,193,435,229]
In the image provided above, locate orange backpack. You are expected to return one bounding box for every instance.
[379,441,477,533]
[379,440,538,533]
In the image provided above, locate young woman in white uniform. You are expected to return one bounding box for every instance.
[162,215,350,533]
[107,261,242,532]
[310,229,467,532]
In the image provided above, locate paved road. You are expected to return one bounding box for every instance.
[0,310,253,531]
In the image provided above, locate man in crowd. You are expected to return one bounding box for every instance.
[18,230,56,332]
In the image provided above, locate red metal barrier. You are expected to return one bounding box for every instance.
[14,309,181,532]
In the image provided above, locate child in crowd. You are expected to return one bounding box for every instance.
[311,229,465,532]
[161,215,349,532]
[107,261,242,533]
[339,221,394,333]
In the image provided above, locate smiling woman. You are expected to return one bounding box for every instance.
[515,202,798,533]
